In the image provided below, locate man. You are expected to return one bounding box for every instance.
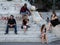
[20,3,31,19]
[5,15,17,34]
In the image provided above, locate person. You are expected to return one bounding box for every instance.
[29,0,33,5]
[21,16,29,33]
[5,15,17,34]
[47,11,60,33]
[20,3,31,31]
[49,11,60,27]
[20,3,31,20]
[46,17,49,23]
[40,24,48,44]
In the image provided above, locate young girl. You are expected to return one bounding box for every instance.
[22,17,29,33]
[40,24,48,44]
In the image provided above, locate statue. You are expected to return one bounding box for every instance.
[31,6,47,25]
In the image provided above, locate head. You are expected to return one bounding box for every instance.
[52,11,57,17]
[41,24,45,32]
[24,3,27,8]
[10,15,14,19]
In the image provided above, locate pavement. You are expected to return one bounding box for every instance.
[0,40,60,45]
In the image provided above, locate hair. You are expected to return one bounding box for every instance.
[52,11,57,17]
[10,15,14,17]
[41,24,46,32]
[24,3,27,6]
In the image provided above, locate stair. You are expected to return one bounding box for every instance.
[0,1,58,42]
[0,16,57,42]
[0,30,57,42]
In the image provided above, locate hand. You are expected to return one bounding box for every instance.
[10,25,13,27]
[13,24,16,26]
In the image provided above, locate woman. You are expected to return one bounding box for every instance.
[47,11,60,33]
[50,11,60,27]
[40,24,48,44]
[22,17,29,33]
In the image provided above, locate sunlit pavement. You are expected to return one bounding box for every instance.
[0,40,60,45]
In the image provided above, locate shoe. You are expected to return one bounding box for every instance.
[15,33,17,34]
[4,33,8,35]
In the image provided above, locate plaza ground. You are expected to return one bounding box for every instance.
[0,40,60,45]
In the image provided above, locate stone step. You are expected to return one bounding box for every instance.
[0,31,40,35]
[0,31,57,42]
[0,23,40,31]
[0,31,56,38]
[0,1,31,14]
[0,28,40,31]
[0,26,40,30]
[0,37,57,42]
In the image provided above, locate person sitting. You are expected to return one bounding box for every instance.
[20,3,31,20]
[21,17,29,33]
[5,15,17,34]
[48,11,60,31]
[40,24,48,44]
[50,11,60,27]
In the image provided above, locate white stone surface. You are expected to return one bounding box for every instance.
[52,25,60,38]
[0,31,57,42]
[0,1,31,14]
[0,14,57,42]
[31,11,46,25]
[0,0,58,42]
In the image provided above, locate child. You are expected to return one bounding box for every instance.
[21,17,29,33]
[40,24,48,44]
[46,17,49,23]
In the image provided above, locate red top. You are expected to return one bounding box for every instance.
[20,6,30,12]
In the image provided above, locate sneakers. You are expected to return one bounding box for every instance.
[15,33,18,34]
[4,33,8,35]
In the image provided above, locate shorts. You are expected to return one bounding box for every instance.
[23,25,27,29]
[20,11,29,15]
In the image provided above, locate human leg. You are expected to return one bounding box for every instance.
[5,25,10,34]
[13,25,17,34]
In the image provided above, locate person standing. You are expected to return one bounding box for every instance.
[40,24,48,44]
[5,15,17,34]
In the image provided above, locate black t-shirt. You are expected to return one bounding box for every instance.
[8,19,16,24]
[23,19,27,25]
[50,18,60,27]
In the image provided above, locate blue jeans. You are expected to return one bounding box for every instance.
[20,11,29,15]
[5,25,17,34]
